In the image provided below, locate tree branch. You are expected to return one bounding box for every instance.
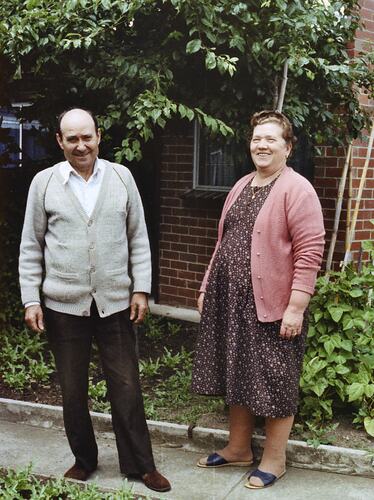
[276,59,288,112]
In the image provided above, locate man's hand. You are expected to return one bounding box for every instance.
[197,292,205,314]
[130,292,149,324]
[25,305,45,333]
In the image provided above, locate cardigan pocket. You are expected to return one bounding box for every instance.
[48,269,79,280]
[106,266,128,276]
[42,270,82,303]
[105,267,131,288]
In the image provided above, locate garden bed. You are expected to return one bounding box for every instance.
[0,314,373,453]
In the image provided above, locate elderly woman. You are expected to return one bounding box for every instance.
[191,110,325,489]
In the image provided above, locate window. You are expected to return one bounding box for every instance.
[0,109,48,168]
[193,121,314,190]
[193,121,250,192]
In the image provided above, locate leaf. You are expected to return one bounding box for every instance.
[151,109,162,122]
[186,39,201,54]
[308,357,327,373]
[319,399,333,416]
[335,365,350,375]
[313,311,323,323]
[327,305,344,323]
[364,417,374,437]
[205,51,216,70]
[362,240,374,251]
[324,339,335,357]
[311,380,328,397]
[316,321,327,335]
[347,382,365,402]
[178,104,187,118]
[340,339,352,352]
[353,318,366,330]
[185,109,194,121]
[364,384,374,398]
[349,288,363,298]
[342,317,354,331]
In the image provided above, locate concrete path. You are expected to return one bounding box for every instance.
[1,419,373,500]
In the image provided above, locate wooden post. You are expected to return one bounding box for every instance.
[326,143,352,272]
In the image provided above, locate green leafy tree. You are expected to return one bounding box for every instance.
[0,0,372,160]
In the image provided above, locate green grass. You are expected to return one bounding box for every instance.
[0,466,143,500]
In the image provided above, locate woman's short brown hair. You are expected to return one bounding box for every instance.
[248,110,296,148]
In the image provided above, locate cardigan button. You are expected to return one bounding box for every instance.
[257,276,261,279]
[256,252,260,256]
[88,220,93,226]
[256,230,261,233]
[82,310,89,316]
[260,296,264,300]
[263,314,267,318]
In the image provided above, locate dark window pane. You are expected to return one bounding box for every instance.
[196,124,248,190]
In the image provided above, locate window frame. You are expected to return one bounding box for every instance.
[193,120,234,193]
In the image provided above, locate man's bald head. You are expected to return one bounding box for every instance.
[57,108,99,138]
[56,108,101,175]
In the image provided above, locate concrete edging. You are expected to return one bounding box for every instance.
[148,299,200,324]
[0,398,373,478]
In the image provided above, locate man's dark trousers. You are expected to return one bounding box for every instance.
[45,302,155,476]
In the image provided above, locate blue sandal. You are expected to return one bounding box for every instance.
[197,452,253,468]
[245,468,286,489]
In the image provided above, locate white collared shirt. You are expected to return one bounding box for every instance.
[59,159,106,217]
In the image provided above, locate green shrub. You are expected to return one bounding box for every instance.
[142,313,164,340]
[142,313,182,340]
[300,259,374,436]
[0,327,54,391]
[0,465,137,499]
[88,378,111,413]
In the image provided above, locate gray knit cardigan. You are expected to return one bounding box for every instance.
[19,159,151,317]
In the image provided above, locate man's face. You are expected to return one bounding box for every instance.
[56,110,101,172]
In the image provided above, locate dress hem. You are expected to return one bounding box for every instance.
[191,389,298,418]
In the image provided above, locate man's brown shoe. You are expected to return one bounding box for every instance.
[142,470,171,492]
[64,464,94,481]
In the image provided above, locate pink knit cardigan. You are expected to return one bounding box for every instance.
[200,167,325,322]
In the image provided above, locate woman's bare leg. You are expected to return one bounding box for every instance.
[217,405,255,462]
[249,415,293,486]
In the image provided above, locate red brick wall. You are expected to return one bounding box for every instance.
[157,1,374,307]
[314,0,374,266]
[158,129,220,307]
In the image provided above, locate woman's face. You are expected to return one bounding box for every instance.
[250,122,291,174]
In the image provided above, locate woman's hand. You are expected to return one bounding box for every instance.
[280,290,311,340]
[280,306,304,340]
[197,292,205,314]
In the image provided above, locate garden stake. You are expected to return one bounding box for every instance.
[326,143,352,272]
[345,150,353,252]
[342,119,374,271]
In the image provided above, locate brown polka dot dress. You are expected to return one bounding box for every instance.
[191,178,308,418]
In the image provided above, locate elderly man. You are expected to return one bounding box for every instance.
[19,108,171,493]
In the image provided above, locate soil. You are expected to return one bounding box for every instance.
[1,317,373,452]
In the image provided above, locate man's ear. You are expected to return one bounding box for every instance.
[56,132,64,150]
[97,128,101,145]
